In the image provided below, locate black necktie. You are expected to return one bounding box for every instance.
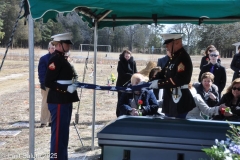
[210,65,214,73]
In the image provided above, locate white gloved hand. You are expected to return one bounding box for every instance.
[67,84,77,93]
[149,80,159,89]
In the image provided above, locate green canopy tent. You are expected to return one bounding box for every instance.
[28,0,240,27]
[25,0,240,158]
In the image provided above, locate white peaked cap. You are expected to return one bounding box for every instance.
[160,33,183,44]
[51,33,73,44]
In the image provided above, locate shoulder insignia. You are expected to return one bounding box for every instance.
[178,62,185,72]
[49,62,55,70]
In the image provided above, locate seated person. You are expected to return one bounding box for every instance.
[158,84,224,119]
[194,72,219,107]
[117,73,159,117]
[213,78,240,121]
[186,84,224,119]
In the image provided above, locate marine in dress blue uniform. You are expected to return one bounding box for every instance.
[149,33,195,118]
[45,33,79,160]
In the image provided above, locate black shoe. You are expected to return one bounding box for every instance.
[38,123,47,128]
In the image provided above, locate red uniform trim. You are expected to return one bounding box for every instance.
[55,104,61,160]
[170,78,176,85]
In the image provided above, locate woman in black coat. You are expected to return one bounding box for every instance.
[212,78,240,121]
[230,45,240,82]
[200,45,221,70]
[116,50,137,117]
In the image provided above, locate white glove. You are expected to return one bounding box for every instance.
[67,84,77,93]
[149,80,159,89]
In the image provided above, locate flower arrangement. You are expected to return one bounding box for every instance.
[202,123,240,160]
[110,73,116,84]
[138,99,143,116]
[220,107,233,114]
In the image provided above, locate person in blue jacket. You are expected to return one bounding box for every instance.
[117,73,159,117]
[38,41,55,127]
[155,53,170,100]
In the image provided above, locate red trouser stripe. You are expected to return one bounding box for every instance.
[55,104,61,160]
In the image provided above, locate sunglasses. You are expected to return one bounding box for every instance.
[209,54,218,57]
[232,87,240,91]
[208,50,213,52]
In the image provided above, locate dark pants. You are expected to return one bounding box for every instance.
[153,89,159,100]
[116,92,123,117]
[218,91,222,98]
[48,103,73,160]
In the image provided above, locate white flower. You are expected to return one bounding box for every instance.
[224,148,230,154]
[225,156,233,160]
[213,145,217,149]
[220,140,225,145]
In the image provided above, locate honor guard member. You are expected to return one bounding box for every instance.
[149,33,195,118]
[45,33,79,160]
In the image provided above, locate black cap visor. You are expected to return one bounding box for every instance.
[60,40,73,45]
[163,39,174,45]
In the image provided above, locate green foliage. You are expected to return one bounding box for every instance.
[148,34,161,48]
[202,123,240,160]
[0,0,7,42]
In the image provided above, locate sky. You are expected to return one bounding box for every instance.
[163,24,173,33]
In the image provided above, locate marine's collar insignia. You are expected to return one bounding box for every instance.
[49,62,55,70]
[178,62,185,72]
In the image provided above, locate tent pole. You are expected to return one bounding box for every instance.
[28,14,35,160]
[92,20,98,151]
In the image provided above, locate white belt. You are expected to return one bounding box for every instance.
[180,84,189,89]
[57,80,72,84]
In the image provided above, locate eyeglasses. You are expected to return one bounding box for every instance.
[232,87,240,91]
[209,54,218,57]
[208,50,213,52]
